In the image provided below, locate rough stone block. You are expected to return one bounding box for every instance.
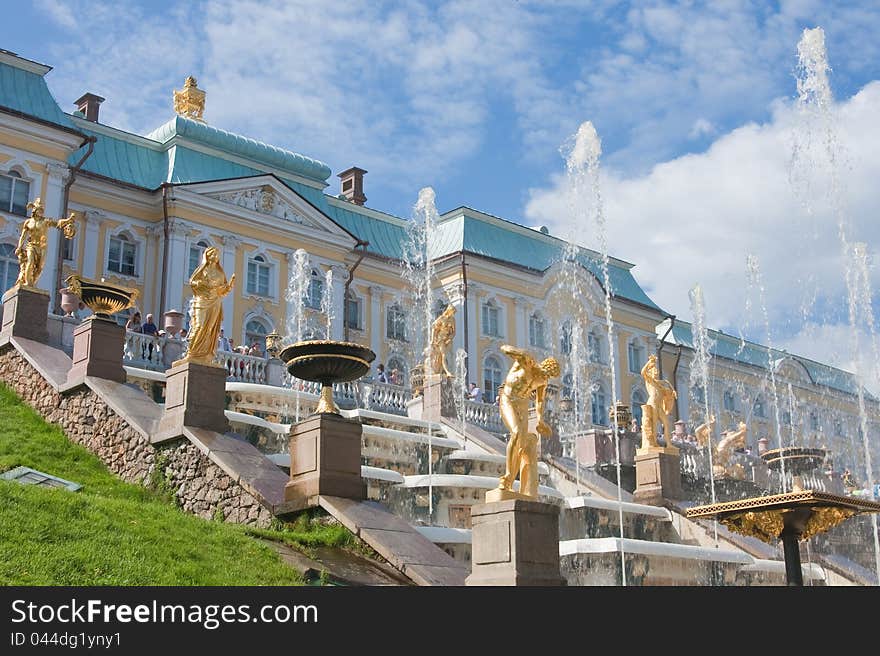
[633,449,683,506]
[64,317,125,387]
[155,360,229,442]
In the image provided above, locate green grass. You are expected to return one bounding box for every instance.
[0,383,320,585]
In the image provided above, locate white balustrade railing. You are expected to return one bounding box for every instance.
[216,350,268,384]
[123,331,167,371]
[462,399,505,434]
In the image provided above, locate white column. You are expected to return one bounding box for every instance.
[81,210,103,279]
[144,224,163,316]
[369,286,382,360]
[466,284,480,375]
[331,264,346,340]
[221,234,240,331]
[513,296,528,348]
[38,162,69,298]
[163,218,188,313]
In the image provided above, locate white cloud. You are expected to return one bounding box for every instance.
[35,0,78,30]
[688,118,716,139]
[525,82,880,365]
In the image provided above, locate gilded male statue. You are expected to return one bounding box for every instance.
[12,197,77,289]
[427,304,456,376]
[180,247,235,365]
[640,353,677,449]
[494,344,560,499]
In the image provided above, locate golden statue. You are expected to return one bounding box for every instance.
[694,414,715,446]
[491,344,560,500]
[12,197,76,290]
[640,353,677,450]
[173,76,206,121]
[178,247,234,366]
[426,304,456,376]
[695,417,747,479]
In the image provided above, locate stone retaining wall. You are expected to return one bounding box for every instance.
[0,347,273,527]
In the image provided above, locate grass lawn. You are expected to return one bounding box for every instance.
[0,383,349,585]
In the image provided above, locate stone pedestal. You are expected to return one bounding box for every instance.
[65,317,125,387]
[284,412,365,510]
[466,499,565,586]
[1,286,49,344]
[155,360,230,443]
[633,447,683,506]
[422,373,456,423]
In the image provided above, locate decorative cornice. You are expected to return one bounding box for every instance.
[84,209,105,228]
[46,161,70,182]
[222,234,243,250]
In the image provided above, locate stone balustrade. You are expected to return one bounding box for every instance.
[461,398,505,434]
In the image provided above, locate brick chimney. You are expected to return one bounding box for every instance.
[74,93,105,122]
[337,167,367,206]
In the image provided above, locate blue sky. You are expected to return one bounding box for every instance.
[4,1,880,378]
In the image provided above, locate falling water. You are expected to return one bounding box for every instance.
[455,348,468,448]
[402,187,439,518]
[321,268,334,339]
[689,285,718,519]
[286,248,311,422]
[563,120,626,585]
[794,27,880,580]
[746,254,788,491]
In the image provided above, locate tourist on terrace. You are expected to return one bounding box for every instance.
[468,382,483,403]
[142,313,158,361]
[376,363,388,383]
[218,328,231,352]
[125,311,142,333]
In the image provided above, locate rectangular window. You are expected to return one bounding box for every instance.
[588,332,600,362]
[247,259,271,297]
[628,342,643,373]
[529,316,545,348]
[0,173,29,215]
[482,303,499,336]
[345,297,360,330]
[387,306,407,341]
[723,391,736,412]
[62,237,75,262]
[108,237,136,276]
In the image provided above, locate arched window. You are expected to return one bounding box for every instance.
[529,313,546,348]
[481,299,501,337]
[108,232,138,276]
[560,320,572,355]
[0,170,30,215]
[386,357,408,386]
[483,355,503,404]
[245,318,269,353]
[306,268,323,309]
[188,240,210,277]
[247,254,271,297]
[631,389,646,429]
[591,383,608,426]
[588,330,601,363]
[386,303,407,341]
[0,243,19,290]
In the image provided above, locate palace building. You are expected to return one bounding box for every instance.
[0,49,876,481]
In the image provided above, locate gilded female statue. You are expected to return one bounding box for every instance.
[181,247,234,365]
[13,197,76,289]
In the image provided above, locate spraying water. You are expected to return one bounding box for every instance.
[793,27,879,580]
[689,285,718,521]
[401,187,439,519]
[321,268,334,339]
[286,248,311,422]
[746,254,788,491]
[455,348,468,448]
[563,120,627,585]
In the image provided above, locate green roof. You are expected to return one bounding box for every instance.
[663,319,872,398]
[437,207,665,313]
[0,52,76,130]
[146,116,331,183]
